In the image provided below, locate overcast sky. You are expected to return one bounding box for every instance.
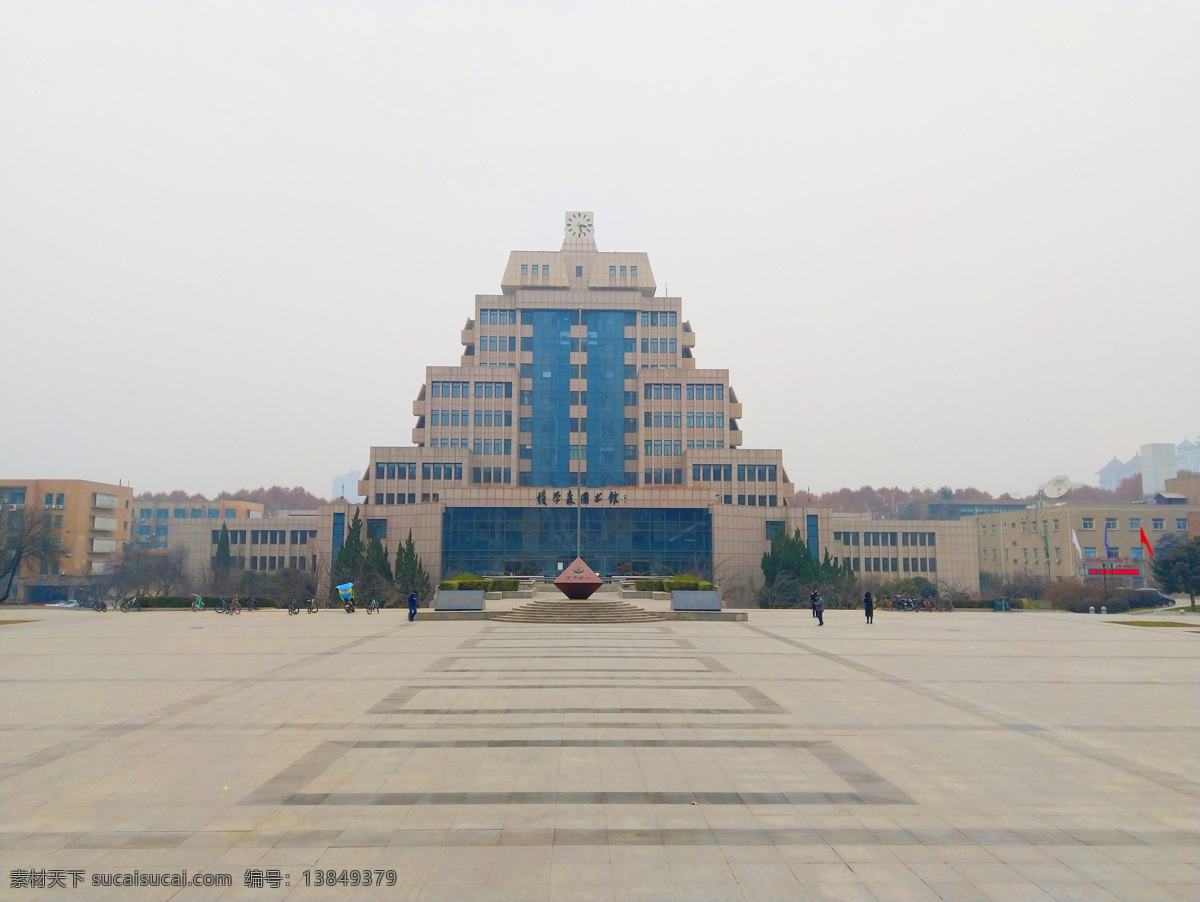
[2,2,1197,499]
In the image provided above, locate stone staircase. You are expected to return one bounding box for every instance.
[492,598,664,623]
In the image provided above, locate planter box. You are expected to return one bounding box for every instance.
[671,590,721,612]
[435,590,485,611]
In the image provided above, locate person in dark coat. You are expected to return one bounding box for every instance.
[813,592,825,626]
[863,591,874,624]
[407,591,418,622]
[810,591,819,618]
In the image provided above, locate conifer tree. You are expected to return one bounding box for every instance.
[331,508,365,600]
[393,529,432,603]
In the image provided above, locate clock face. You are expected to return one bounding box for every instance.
[565,211,594,238]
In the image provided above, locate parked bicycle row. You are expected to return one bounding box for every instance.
[89,582,418,618]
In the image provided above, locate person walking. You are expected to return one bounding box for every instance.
[810,591,819,618]
[813,592,825,626]
[407,591,418,622]
[863,591,874,624]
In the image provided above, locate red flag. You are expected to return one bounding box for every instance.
[1140,526,1155,558]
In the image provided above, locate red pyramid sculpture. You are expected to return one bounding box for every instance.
[553,557,603,600]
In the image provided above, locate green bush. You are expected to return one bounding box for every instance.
[664,576,714,591]
[437,577,520,592]
[634,579,665,592]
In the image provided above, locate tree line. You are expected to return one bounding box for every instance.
[793,475,1142,519]
[134,485,328,515]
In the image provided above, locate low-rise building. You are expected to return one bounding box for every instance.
[971,502,1198,588]
[0,479,134,602]
[1164,473,1200,506]
[827,517,980,594]
[160,511,323,586]
[130,498,264,550]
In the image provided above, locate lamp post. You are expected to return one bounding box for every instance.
[576,306,583,561]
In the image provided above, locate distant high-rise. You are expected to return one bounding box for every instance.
[1141,444,1178,497]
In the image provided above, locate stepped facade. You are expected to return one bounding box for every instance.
[315,213,979,597]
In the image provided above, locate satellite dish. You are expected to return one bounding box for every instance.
[1043,475,1071,499]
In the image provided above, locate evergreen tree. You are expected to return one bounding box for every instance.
[331,508,365,600]
[361,536,394,603]
[210,523,234,592]
[758,529,854,608]
[393,529,432,604]
[215,524,232,571]
[1152,534,1200,608]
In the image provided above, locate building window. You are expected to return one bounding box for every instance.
[1084,547,1096,559]
[1177,518,1188,530]
[1129,518,1140,530]
[610,266,616,276]
[1105,518,1117,530]
[575,265,582,276]
[1081,518,1094,530]
[1152,518,1164,530]
[521,264,528,274]
[631,266,637,276]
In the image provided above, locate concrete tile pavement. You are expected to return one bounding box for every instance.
[1,607,1197,901]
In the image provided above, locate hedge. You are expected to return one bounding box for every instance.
[633,576,714,592]
[437,578,520,592]
[130,596,277,609]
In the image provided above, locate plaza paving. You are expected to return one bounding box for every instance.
[1,604,1197,901]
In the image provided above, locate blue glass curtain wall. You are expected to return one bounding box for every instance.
[441,507,713,579]
[529,310,573,486]
[584,310,627,487]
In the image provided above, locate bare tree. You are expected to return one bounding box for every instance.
[106,546,159,598]
[151,548,189,596]
[1,503,65,603]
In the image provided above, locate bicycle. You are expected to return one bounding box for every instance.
[243,596,257,612]
[366,598,378,615]
[935,598,955,612]
[92,599,108,612]
[307,597,320,614]
[191,595,205,612]
[288,599,300,615]
[119,597,142,612]
[230,596,242,615]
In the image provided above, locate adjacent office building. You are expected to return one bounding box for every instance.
[162,511,321,583]
[129,498,265,550]
[972,502,1198,587]
[0,479,134,602]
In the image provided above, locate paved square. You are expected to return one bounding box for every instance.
[2,607,1197,901]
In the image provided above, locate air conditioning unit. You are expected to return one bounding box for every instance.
[11,503,24,511]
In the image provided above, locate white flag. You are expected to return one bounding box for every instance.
[1071,529,1083,558]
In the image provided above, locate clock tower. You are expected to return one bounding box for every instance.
[561,211,597,251]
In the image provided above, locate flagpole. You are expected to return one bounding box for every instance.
[576,305,583,561]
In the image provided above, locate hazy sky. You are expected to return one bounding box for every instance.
[3,2,1197,499]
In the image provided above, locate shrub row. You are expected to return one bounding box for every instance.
[437,577,520,592]
[633,576,715,592]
